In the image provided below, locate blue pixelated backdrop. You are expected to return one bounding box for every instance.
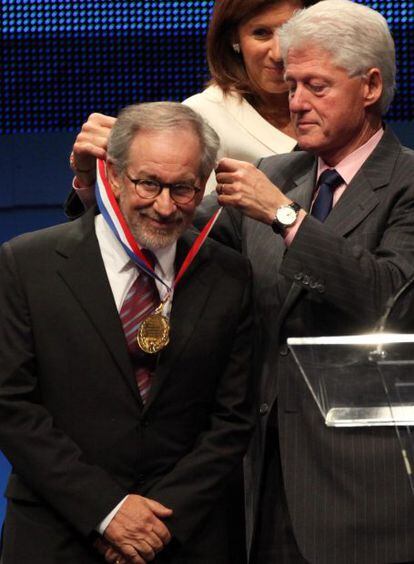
[2,0,213,134]
[2,0,413,135]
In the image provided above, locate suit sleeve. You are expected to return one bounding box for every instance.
[146,261,254,545]
[279,178,414,327]
[0,242,127,536]
[64,187,88,220]
[194,193,244,252]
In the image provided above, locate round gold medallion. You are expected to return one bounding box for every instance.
[137,304,170,354]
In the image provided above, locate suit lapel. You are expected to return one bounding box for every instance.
[324,172,379,235]
[144,230,217,410]
[55,211,141,403]
[324,128,399,236]
[286,162,317,212]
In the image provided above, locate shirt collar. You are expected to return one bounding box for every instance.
[95,214,176,279]
[317,127,384,186]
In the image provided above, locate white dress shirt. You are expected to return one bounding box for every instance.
[94,213,176,533]
[95,213,176,314]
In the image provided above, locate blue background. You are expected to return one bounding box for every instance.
[0,0,413,526]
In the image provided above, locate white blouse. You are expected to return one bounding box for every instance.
[183,85,297,194]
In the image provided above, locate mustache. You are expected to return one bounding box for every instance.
[140,209,185,224]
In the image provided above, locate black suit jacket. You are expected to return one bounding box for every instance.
[197,128,414,564]
[0,209,254,563]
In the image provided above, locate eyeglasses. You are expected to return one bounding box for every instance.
[125,173,201,205]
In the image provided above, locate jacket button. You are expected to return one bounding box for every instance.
[294,272,303,281]
[259,403,269,415]
[317,283,325,293]
[302,275,310,285]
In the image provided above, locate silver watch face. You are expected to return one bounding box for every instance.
[276,205,297,226]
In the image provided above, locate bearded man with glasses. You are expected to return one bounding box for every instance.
[0,102,254,564]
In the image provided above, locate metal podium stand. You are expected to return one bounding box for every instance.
[288,333,414,493]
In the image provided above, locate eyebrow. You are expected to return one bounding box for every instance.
[285,71,329,82]
[129,171,197,184]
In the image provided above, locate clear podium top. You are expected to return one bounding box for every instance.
[288,333,414,346]
[287,333,414,427]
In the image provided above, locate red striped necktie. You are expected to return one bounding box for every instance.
[120,256,159,403]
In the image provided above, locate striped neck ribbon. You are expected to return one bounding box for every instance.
[95,158,222,292]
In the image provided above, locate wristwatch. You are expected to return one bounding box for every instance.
[271,201,301,234]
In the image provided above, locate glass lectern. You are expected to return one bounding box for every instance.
[288,333,414,493]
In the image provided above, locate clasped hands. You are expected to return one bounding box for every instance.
[215,157,291,224]
[94,494,173,564]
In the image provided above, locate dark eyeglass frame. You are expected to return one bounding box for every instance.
[125,173,201,204]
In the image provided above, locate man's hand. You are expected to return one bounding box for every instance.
[103,494,173,563]
[94,536,129,564]
[70,112,116,187]
[215,158,291,224]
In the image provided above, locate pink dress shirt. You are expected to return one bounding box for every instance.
[284,127,384,245]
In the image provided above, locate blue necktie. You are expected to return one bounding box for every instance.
[311,169,343,222]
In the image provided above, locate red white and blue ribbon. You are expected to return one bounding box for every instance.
[95,158,222,290]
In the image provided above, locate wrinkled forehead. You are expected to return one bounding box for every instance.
[127,129,203,177]
[284,44,340,79]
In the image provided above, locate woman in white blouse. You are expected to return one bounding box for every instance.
[67,0,318,212]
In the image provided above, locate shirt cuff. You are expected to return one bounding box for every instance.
[72,177,96,209]
[283,209,307,246]
[96,495,129,535]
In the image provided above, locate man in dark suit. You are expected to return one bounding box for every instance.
[0,102,253,563]
[206,1,414,563]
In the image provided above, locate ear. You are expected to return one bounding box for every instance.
[231,29,241,54]
[195,179,207,206]
[363,68,383,109]
[106,160,122,199]
[232,29,240,45]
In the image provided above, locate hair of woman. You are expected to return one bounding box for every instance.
[206,0,319,97]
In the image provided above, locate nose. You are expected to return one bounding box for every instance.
[289,84,309,113]
[153,187,177,217]
[270,32,282,63]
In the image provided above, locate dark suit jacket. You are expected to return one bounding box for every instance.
[0,209,254,563]
[197,128,414,564]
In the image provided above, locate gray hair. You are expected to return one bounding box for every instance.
[278,0,396,114]
[107,101,220,180]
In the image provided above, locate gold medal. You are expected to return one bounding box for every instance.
[137,302,170,354]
